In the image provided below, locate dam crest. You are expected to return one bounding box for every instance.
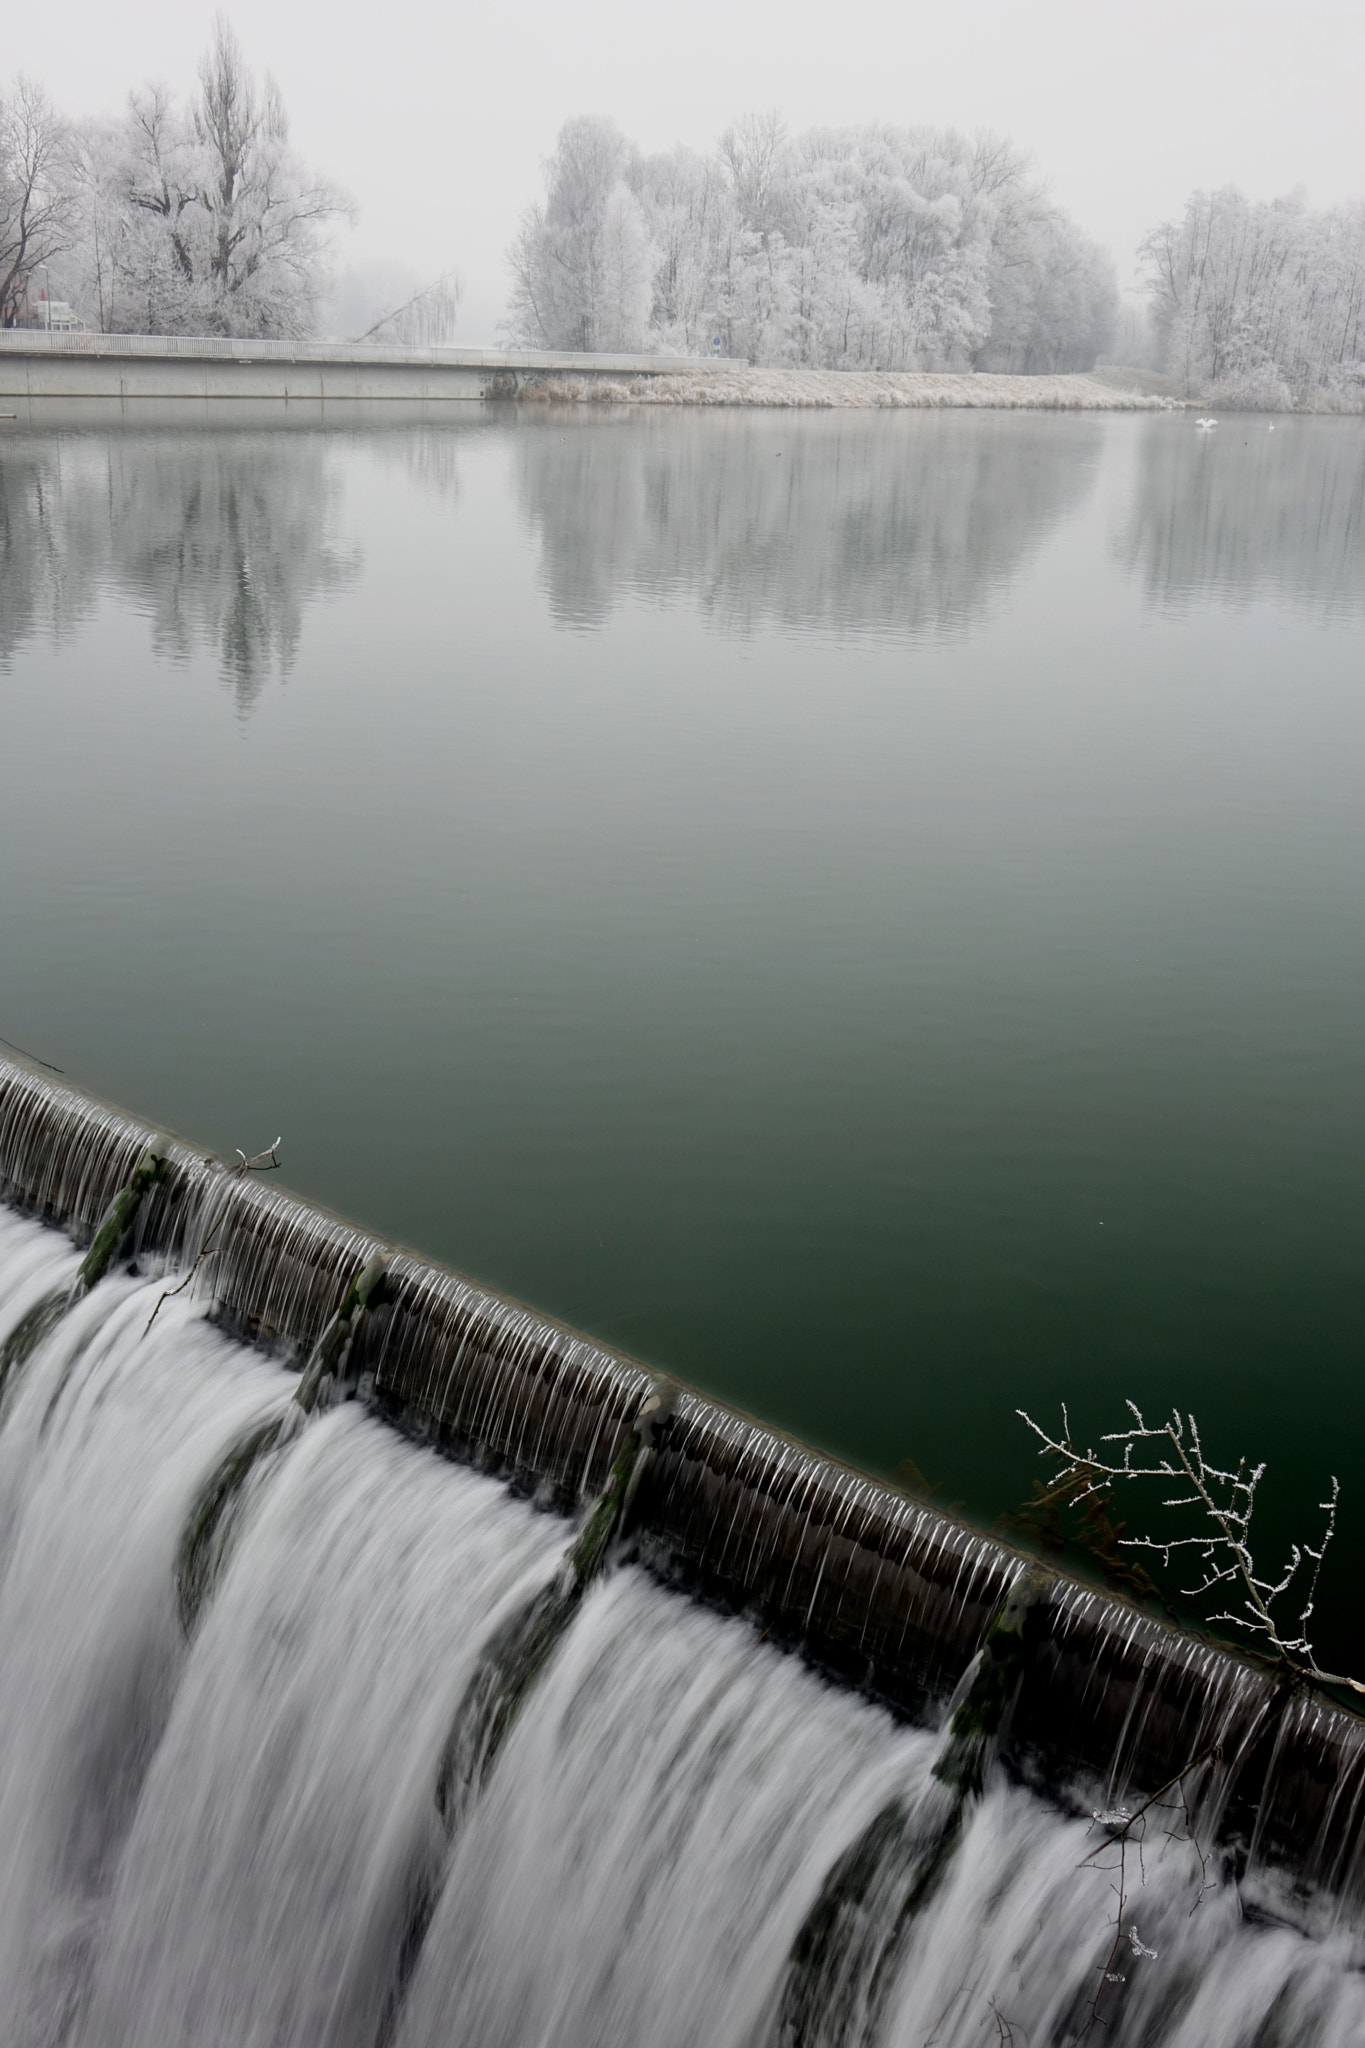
[1,1050,1363,2045]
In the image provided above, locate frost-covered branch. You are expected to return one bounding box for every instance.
[351,269,461,349]
[234,1135,281,1174]
[1018,1400,1363,1694]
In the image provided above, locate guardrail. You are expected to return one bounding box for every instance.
[0,330,744,373]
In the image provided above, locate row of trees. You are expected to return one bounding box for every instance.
[509,115,1118,373]
[6,49,1365,396]
[510,118,1365,398]
[1,22,354,338]
[1142,187,1365,407]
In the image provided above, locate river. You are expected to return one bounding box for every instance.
[1,400,1362,1668]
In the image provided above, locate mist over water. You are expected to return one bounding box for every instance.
[1,403,1363,1671]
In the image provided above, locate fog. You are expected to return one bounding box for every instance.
[5,0,1363,343]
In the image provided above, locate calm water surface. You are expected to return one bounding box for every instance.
[2,402,1363,1663]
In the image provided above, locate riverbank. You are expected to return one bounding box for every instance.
[517,366,1186,409]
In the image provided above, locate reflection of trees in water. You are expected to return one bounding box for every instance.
[514,410,1102,637]
[1121,418,1365,618]
[114,438,360,709]
[0,442,111,669]
[365,425,465,503]
[0,431,360,710]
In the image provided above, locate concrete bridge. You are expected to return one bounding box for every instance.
[0,330,741,404]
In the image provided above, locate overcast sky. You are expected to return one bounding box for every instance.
[9,0,1363,341]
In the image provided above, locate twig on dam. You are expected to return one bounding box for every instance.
[234,1137,282,1174]
[1019,1401,1365,1696]
[143,1137,280,1335]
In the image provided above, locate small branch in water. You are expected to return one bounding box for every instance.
[142,1130,281,1336]
[988,2000,1026,2046]
[922,1997,954,2048]
[235,1137,282,1174]
[1074,1744,1220,2039]
[143,1233,219,1338]
[1078,1745,1221,1878]
[142,1133,280,1336]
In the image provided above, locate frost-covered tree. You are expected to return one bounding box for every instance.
[509,116,655,352]
[980,210,1116,372]
[972,132,1115,372]
[632,145,729,351]
[507,114,1117,372]
[190,18,349,335]
[53,19,349,338]
[0,79,75,326]
[68,84,204,334]
[776,127,996,368]
[1142,186,1365,406]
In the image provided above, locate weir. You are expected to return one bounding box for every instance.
[3,1047,1364,1935]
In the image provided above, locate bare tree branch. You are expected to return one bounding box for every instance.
[1019,1402,1363,1693]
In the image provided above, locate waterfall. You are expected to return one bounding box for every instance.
[2,1064,1365,2043]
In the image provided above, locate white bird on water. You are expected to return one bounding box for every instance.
[1195,416,1218,429]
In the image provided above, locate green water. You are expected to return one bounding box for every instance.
[2,401,1363,1668]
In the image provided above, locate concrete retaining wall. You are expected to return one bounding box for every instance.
[0,334,736,404]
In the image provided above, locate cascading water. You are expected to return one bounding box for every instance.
[0,1198,1362,2048]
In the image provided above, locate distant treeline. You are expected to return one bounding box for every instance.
[510,117,1365,403]
[1143,188,1365,409]
[510,115,1117,375]
[3,48,1364,403]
